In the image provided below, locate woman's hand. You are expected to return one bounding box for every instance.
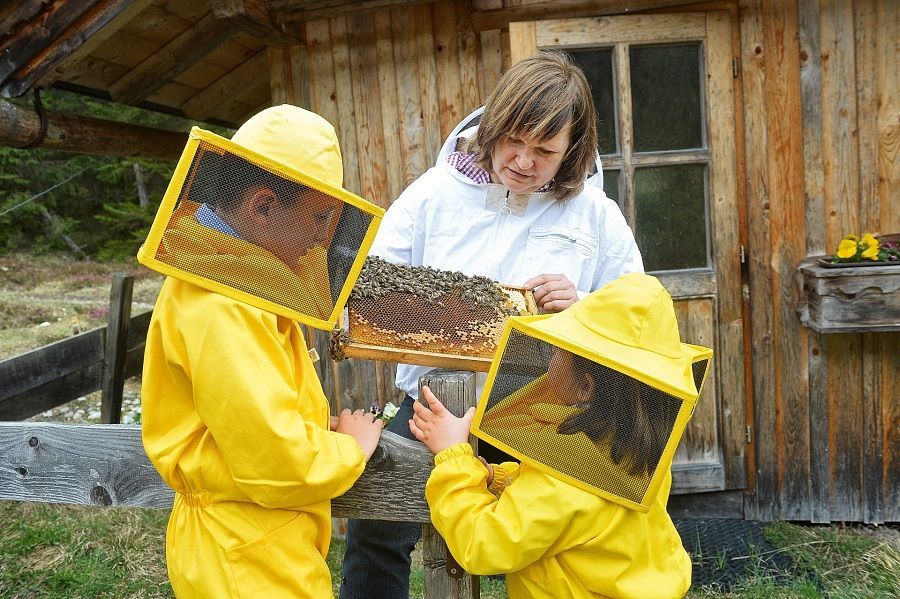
[523,273,578,312]
[335,408,384,461]
[409,385,475,454]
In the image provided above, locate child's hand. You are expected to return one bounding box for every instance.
[336,408,384,461]
[409,385,475,454]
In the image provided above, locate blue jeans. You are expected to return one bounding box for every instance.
[340,395,422,599]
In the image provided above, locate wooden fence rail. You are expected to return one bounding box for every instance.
[0,369,480,597]
[0,273,147,422]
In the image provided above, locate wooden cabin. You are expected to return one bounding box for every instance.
[0,0,896,525]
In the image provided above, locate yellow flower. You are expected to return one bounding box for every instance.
[861,244,879,260]
[844,234,859,242]
[861,233,879,249]
[837,238,858,259]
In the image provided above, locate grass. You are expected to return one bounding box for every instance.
[2,252,899,597]
[1,502,897,598]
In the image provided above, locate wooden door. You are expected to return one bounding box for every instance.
[511,12,747,495]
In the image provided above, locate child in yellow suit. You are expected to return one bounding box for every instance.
[410,273,708,599]
[140,105,384,598]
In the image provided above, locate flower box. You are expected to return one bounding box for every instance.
[797,256,900,333]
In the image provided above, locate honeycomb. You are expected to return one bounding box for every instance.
[347,257,536,358]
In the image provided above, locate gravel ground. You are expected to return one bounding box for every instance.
[27,378,144,425]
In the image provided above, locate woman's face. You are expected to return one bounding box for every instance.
[490,125,571,194]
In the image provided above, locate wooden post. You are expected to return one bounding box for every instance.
[419,369,479,599]
[101,274,133,424]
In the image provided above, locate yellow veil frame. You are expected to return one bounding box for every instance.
[138,126,384,329]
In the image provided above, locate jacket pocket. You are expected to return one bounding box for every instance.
[521,226,598,283]
[225,512,328,598]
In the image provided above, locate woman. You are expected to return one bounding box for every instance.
[340,50,643,599]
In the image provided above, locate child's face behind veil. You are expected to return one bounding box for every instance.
[547,347,594,407]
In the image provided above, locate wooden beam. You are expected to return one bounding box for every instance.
[469,0,718,32]
[270,0,435,23]
[108,12,237,106]
[0,97,185,160]
[0,421,434,521]
[182,49,269,121]
[0,0,100,92]
[36,0,158,92]
[3,0,156,97]
[210,0,304,46]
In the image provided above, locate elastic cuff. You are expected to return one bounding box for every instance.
[487,462,515,496]
[434,443,475,465]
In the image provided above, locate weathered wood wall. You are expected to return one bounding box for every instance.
[739,0,898,523]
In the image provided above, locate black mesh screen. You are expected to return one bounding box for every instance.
[478,329,687,505]
[153,140,373,323]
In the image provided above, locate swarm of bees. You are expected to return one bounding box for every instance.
[346,257,530,357]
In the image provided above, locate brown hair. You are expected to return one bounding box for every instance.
[557,353,681,476]
[466,50,598,201]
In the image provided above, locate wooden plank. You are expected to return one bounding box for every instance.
[419,370,478,598]
[670,462,724,494]
[820,0,860,245]
[763,0,810,523]
[535,14,707,47]
[738,0,774,522]
[268,46,289,105]
[0,0,99,89]
[374,9,403,204]
[210,0,301,46]
[0,331,104,417]
[797,0,831,519]
[272,0,436,23]
[471,0,714,32]
[874,0,898,233]
[182,49,268,121]
[306,19,341,150]
[655,271,717,298]
[509,21,537,64]
[340,341,493,372]
[108,12,237,105]
[882,332,900,521]
[0,422,436,521]
[705,11,746,490]
[455,0,482,115]
[392,5,429,187]
[798,0,825,255]
[100,274,133,424]
[0,422,172,507]
[861,334,884,524]
[432,0,463,140]
[672,299,719,469]
[668,489,745,519]
[826,334,863,522]
[474,0,503,104]
[415,4,442,159]
[0,309,150,422]
[348,12,388,204]
[807,329,830,523]
[330,15,362,195]
[29,0,158,93]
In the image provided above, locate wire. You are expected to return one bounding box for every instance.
[0,167,88,219]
